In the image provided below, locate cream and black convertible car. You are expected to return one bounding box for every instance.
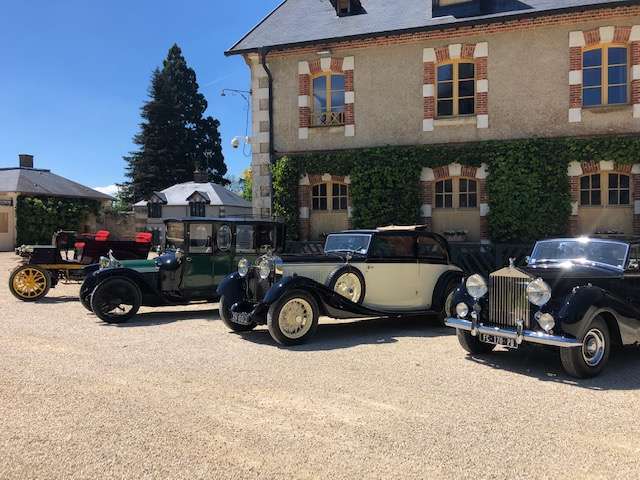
[217,226,464,345]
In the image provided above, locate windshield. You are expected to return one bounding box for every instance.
[530,239,628,270]
[324,234,372,255]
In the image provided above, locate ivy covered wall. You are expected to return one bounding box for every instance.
[273,135,640,243]
[16,196,100,245]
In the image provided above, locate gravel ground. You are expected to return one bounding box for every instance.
[2,252,640,479]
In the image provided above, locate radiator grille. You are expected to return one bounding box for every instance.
[489,267,532,328]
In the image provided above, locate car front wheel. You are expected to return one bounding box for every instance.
[267,290,319,346]
[90,278,142,324]
[219,295,257,332]
[560,316,610,379]
[456,329,496,355]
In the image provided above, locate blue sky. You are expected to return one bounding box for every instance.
[0,0,281,194]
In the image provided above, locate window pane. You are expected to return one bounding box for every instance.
[609,174,619,188]
[583,49,602,68]
[583,68,602,87]
[189,224,213,254]
[459,62,475,80]
[331,91,345,111]
[236,225,255,253]
[459,98,475,115]
[608,47,628,65]
[592,174,600,188]
[437,82,453,99]
[331,74,345,91]
[469,193,478,208]
[459,179,468,193]
[608,85,627,104]
[468,180,477,192]
[583,87,602,106]
[320,198,327,210]
[313,76,327,112]
[436,181,444,193]
[608,65,627,85]
[332,183,340,196]
[445,195,453,209]
[592,190,601,205]
[460,194,468,208]
[435,196,443,208]
[458,79,475,98]
[341,198,348,210]
[438,64,453,81]
[610,190,619,205]
[621,175,630,188]
[371,235,416,259]
[620,190,630,205]
[320,183,327,195]
[444,179,453,192]
[580,176,590,189]
[438,100,453,116]
[580,190,590,205]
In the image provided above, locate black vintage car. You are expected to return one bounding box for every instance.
[9,230,152,302]
[217,226,463,346]
[446,236,640,378]
[80,218,285,323]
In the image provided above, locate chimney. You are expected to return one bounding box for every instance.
[19,154,34,169]
[193,168,209,183]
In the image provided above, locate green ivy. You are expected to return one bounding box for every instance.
[273,135,640,242]
[16,196,100,245]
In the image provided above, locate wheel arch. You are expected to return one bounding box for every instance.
[431,269,465,311]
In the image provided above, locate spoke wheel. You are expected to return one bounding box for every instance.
[9,266,51,301]
[333,272,363,303]
[268,290,319,346]
[90,278,141,324]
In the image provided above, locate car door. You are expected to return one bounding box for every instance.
[181,223,215,296]
[363,232,421,310]
[417,234,456,309]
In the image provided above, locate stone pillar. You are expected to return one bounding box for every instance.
[478,164,490,243]
[631,26,640,118]
[298,175,311,240]
[567,161,583,236]
[420,167,434,229]
[474,42,489,129]
[248,54,272,217]
[633,164,640,236]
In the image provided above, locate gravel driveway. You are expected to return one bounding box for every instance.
[2,251,640,479]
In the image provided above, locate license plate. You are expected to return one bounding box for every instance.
[480,334,518,349]
[232,311,252,326]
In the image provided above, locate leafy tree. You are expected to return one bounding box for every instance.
[120,44,227,204]
[241,167,253,202]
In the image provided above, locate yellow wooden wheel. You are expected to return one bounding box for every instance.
[9,266,51,301]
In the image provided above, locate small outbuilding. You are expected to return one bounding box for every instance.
[134,171,252,243]
[0,155,113,251]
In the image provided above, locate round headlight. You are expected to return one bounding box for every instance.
[99,256,110,269]
[456,303,469,318]
[238,258,249,277]
[527,278,551,307]
[258,257,272,280]
[536,312,555,332]
[466,274,488,300]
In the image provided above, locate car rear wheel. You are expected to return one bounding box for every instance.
[267,290,319,346]
[457,329,496,355]
[560,316,610,379]
[90,278,141,324]
[9,265,51,302]
[219,295,257,332]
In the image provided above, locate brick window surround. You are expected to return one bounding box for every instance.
[420,163,490,242]
[298,56,355,139]
[423,42,488,131]
[568,25,640,123]
[297,173,352,240]
[567,160,640,236]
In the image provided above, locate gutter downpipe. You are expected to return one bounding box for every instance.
[259,47,276,218]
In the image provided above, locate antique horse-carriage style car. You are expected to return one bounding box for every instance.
[80,218,285,323]
[217,226,464,345]
[446,236,640,378]
[10,230,152,301]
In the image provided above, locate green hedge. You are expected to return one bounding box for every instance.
[16,196,100,245]
[273,135,640,242]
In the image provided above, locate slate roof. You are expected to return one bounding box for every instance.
[134,181,252,208]
[0,167,113,200]
[227,0,637,54]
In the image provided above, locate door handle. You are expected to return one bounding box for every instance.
[186,257,192,262]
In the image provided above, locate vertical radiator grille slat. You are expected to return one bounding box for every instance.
[489,270,531,328]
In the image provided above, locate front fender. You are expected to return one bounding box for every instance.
[216,273,246,304]
[431,270,465,311]
[87,268,157,295]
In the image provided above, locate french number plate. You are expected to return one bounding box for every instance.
[479,334,518,349]
[232,312,252,326]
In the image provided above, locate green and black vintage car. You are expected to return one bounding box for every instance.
[80,218,285,323]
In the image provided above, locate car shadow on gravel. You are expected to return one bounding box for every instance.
[465,346,640,390]
[37,296,81,304]
[100,309,220,327]
[239,315,454,351]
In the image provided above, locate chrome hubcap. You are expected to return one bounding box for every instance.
[334,273,362,302]
[278,298,314,339]
[582,329,606,367]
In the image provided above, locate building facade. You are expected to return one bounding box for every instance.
[229,0,640,241]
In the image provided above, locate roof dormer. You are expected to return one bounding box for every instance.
[331,0,365,17]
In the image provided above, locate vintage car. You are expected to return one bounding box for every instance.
[80,217,285,323]
[217,226,463,345]
[446,236,640,378]
[9,230,152,302]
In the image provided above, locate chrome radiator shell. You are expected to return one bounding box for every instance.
[488,267,533,328]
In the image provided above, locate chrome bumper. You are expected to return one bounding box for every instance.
[445,317,582,348]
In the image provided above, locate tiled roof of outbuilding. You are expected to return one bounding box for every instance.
[227,0,637,54]
[0,167,113,200]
